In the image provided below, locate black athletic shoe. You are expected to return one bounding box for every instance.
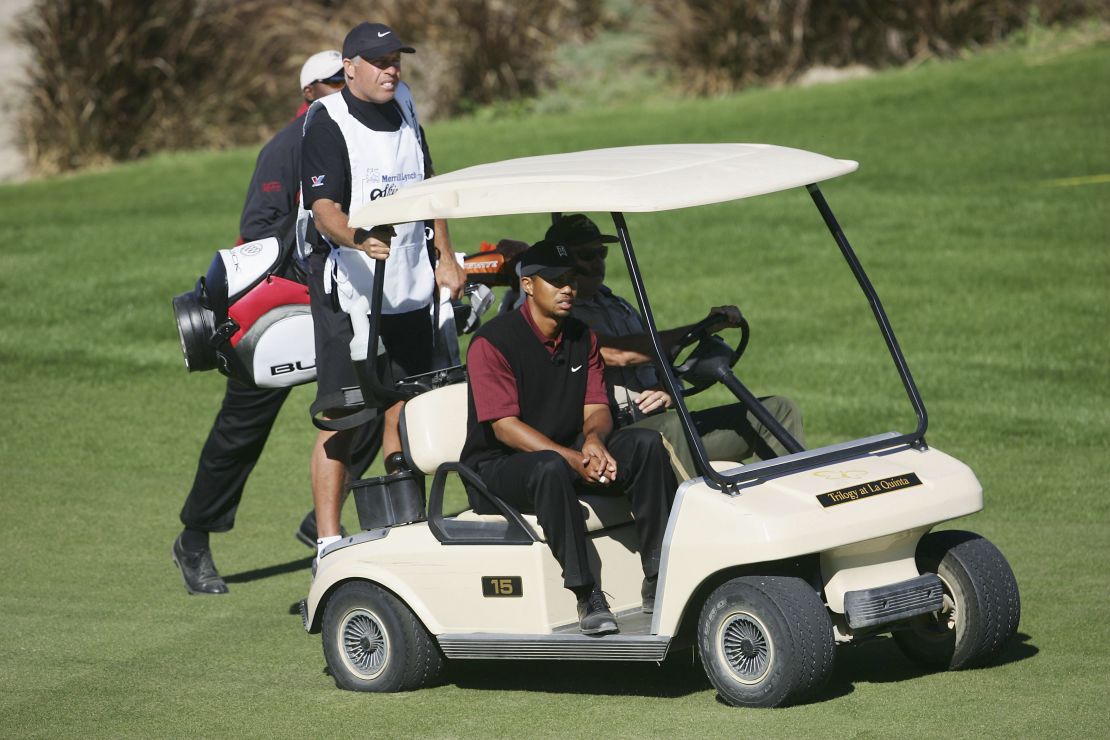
[172,534,228,595]
[641,575,658,614]
[577,588,618,635]
[296,511,347,549]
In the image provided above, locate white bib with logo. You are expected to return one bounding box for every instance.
[299,83,433,315]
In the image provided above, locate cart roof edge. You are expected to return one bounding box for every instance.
[348,143,858,227]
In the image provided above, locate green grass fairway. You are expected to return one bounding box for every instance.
[2,31,1108,737]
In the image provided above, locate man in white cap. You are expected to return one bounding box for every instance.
[297,22,466,559]
[173,50,381,595]
[239,51,347,239]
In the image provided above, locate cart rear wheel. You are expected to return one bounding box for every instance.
[698,576,834,708]
[893,530,1020,670]
[321,580,445,692]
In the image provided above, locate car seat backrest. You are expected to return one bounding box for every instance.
[401,382,469,474]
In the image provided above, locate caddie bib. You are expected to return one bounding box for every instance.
[298,83,433,315]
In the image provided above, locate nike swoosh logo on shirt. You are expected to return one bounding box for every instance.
[571,365,583,372]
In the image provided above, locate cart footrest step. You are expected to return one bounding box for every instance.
[437,632,670,661]
[844,573,944,629]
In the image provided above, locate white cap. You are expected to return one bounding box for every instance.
[299,50,343,90]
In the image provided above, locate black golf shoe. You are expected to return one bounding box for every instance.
[172,535,228,595]
[296,510,346,549]
[577,588,618,635]
[641,575,658,614]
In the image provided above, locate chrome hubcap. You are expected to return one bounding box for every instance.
[339,608,389,680]
[718,611,773,684]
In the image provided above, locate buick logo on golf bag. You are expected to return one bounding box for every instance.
[271,359,317,376]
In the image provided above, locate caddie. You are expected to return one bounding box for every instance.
[297,22,466,557]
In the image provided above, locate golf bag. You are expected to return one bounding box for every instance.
[173,228,316,388]
[173,227,502,389]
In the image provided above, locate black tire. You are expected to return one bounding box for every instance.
[698,576,835,708]
[893,530,1020,670]
[321,580,445,692]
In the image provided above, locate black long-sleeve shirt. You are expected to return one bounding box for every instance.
[238,112,307,242]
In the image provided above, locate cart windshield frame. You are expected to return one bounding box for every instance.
[347,144,929,491]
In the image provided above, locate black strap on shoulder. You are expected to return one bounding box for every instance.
[272,210,307,283]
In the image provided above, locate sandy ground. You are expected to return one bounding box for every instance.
[0,0,33,182]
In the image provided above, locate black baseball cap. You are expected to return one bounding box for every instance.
[544,214,619,248]
[519,240,578,281]
[342,22,415,60]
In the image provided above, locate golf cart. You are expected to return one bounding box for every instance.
[298,144,1020,708]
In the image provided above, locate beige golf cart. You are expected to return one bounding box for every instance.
[298,144,1020,708]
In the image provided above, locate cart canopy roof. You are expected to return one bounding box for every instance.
[349,144,858,228]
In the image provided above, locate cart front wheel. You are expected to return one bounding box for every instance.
[893,530,1020,670]
[321,580,445,692]
[698,576,834,708]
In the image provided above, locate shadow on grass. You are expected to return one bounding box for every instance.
[441,647,711,699]
[821,631,1039,699]
[223,556,313,584]
[417,633,1039,703]
[984,631,1039,668]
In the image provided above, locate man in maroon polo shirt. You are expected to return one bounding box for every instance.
[461,241,677,635]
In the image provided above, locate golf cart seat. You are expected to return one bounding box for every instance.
[452,495,634,538]
[400,381,635,537]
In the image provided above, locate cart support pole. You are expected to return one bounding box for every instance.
[807,184,928,444]
[610,211,729,488]
[715,372,805,455]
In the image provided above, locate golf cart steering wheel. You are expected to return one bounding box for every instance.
[670,310,750,397]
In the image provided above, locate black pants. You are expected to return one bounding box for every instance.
[180,377,382,532]
[308,250,435,415]
[475,428,676,590]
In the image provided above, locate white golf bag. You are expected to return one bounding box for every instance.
[173,236,317,388]
[173,235,495,389]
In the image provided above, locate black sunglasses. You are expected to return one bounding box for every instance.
[363,54,403,70]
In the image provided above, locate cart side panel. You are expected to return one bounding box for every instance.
[653,446,982,635]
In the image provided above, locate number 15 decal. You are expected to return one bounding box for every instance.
[482,576,522,597]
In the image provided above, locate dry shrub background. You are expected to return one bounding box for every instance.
[13,0,1107,173]
[648,0,1110,95]
[14,0,601,174]
[375,0,603,117]
[16,0,336,172]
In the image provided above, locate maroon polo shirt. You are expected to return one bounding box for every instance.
[468,303,608,423]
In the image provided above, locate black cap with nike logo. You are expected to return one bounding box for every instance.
[342,22,415,60]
